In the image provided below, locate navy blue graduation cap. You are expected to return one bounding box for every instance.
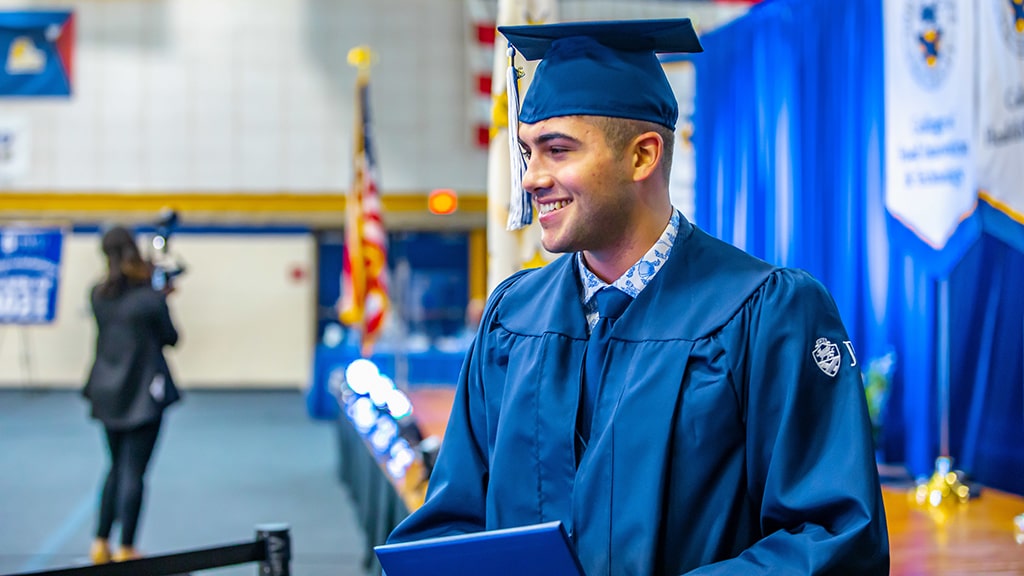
[497,19,703,229]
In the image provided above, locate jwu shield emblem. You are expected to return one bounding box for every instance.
[812,338,841,377]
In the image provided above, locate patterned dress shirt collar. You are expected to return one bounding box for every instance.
[577,209,681,330]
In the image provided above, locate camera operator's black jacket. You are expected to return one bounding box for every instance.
[83,284,180,430]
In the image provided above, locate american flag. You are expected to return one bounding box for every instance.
[340,49,389,358]
[468,1,496,149]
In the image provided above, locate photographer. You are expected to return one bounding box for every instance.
[82,225,181,563]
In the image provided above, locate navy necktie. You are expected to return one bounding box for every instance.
[578,287,632,454]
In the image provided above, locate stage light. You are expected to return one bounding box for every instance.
[367,374,396,407]
[345,358,380,395]
[348,396,379,433]
[322,323,344,348]
[327,366,346,398]
[386,439,416,480]
[383,388,413,420]
[369,415,398,454]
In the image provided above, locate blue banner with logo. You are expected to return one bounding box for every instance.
[0,10,74,97]
[0,227,64,324]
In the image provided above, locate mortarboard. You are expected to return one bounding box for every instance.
[497,19,703,230]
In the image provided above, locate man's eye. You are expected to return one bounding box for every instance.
[550,147,568,155]
[520,148,531,160]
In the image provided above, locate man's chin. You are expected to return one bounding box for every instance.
[538,234,559,254]
[539,235,573,255]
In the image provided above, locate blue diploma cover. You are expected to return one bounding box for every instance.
[375,521,585,576]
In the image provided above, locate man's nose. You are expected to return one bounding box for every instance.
[521,157,549,193]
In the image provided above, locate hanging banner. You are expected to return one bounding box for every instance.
[0,10,74,97]
[975,0,1024,252]
[0,227,63,324]
[884,0,977,270]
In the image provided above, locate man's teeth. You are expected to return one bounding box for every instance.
[539,200,571,215]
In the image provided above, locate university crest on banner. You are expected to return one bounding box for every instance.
[0,10,74,97]
[884,0,979,274]
[975,0,1024,252]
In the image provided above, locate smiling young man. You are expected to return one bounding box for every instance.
[521,114,674,282]
[388,19,889,575]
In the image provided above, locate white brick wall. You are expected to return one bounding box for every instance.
[0,0,488,193]
[1,0,739,195]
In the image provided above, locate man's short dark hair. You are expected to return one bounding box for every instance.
[589,116,675,183]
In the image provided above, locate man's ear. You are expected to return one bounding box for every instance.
[631,132,663,182]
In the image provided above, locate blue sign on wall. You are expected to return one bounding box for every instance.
[0,227,63,324]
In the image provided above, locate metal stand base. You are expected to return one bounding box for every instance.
[915,456,970,507]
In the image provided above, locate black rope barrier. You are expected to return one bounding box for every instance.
[3,524,290,576]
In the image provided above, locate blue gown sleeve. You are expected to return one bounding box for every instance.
[686,269,889,575]
[387,270,532,543]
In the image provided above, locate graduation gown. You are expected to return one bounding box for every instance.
[389,220,889,575]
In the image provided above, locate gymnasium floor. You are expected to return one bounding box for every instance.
[0,389,365,576]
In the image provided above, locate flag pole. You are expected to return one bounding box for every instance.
[915,276,970,508]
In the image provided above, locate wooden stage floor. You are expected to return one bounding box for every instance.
[885,485,1024,575]
[406,387,1024,574]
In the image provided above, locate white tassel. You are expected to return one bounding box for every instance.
[505,46,532,230]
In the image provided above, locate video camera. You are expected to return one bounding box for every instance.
[149,208,186,292]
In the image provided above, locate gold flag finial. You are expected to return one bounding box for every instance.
[347,45,375,71]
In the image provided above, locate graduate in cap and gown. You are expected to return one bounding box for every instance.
[388,19,889,575]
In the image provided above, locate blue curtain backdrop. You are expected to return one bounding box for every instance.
[691,0,893,426]
[690,0,1024,494]
[947,235,1024,491]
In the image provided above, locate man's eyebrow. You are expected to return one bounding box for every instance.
[519,132,581,148]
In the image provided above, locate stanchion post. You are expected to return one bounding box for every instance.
[256,523,291,576]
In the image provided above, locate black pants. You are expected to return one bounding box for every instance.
[97,420,162,547]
